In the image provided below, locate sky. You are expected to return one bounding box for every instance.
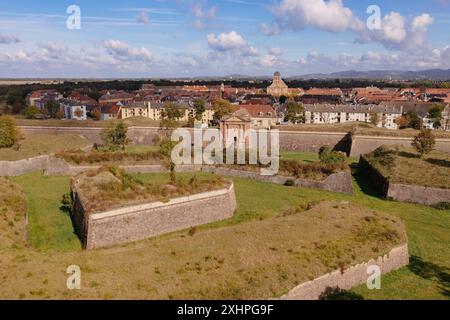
[0,0,449,78]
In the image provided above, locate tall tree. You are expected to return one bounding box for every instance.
[284,101,304,124]
[212,99,235,125]
[412,129,435,158]
[101,121,130,151]
[193,99,205,120]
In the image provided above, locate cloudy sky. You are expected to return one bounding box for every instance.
[0,0,449,78]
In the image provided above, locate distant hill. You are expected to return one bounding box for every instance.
[289,69,450,81]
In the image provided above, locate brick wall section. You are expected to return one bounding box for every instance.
[72,183,237,250]
[280,243,409,300]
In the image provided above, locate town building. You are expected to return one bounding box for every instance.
[267,71,289,97]
[304,104,403,129]
[237,104,277,129]
[59,99,87,121]
[27,90,63,108]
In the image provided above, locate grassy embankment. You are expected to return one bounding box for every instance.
[364,147,450,189]
[4,159,449,299]
[0,132,91,161]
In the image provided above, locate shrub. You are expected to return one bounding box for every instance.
[318,146,347,166]
[101,121,130,151]
[61,193,74,213]
[0,115,20,148]
[25,106,40,119]
[284,179,295,186]
[412,129,435,158]
[433,202,450,210]
[369,146,397,169]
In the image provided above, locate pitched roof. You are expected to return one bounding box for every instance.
[238,104,277,118]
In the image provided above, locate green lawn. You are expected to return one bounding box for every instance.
[280,151,359,165]
[11,167,450,299]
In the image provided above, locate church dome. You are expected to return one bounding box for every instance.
[274,71,281,77]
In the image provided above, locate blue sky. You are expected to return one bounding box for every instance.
[0,0,449,78]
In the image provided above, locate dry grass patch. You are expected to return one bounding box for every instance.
[72,167,229,214]
[365,147,450,189]
[0,177,27,248]
[0,193,406,299]
[58,148,164,166]
[0,133,91,161]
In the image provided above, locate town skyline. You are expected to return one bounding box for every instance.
[0,0,450,78]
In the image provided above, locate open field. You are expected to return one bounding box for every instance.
[365,148,450,189]
[2,172,409,299]
[2,167,448,299]
[0,133,92,161]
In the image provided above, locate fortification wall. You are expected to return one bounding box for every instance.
[280,243,409,300]
[74,184,237,250]
[17,126,450,156]
[387,183,450,206]
[358,156,449,205]
[350,135,450,156]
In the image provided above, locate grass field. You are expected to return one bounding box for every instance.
[0,133,91,161]
[0,154,450,299]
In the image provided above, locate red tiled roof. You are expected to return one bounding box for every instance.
[238,104,277,118]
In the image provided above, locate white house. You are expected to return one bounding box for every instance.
[59,99,87,121]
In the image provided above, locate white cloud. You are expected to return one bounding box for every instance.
[272,0,363,33]
[260,23,280,36]
[192,2,217,29]
[268,47,283,56]
[258,54,277,67]
[0,34,20,44]
[207,31,246,51]
[103,40,154,62]
[356,12,435,51]
[136,11,150,24]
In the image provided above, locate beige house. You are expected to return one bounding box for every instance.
[441,105,450,131]
[237,104,277,129]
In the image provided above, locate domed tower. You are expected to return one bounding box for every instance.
[267,71,289,97]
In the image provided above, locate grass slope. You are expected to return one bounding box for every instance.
[5,166,450,300]
[0,133,91,161]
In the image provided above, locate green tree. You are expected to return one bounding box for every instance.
[162,102,184,120]
[101,121,130,151]
[25,106,40,119]
[279,95,287,104]
[405,111,422,130]
[412,129,435,158]
[44,100,60,118]
[193,99,206,120]
[284,101,304,124]
[428,104,445,129]
[0,115,20,148]
[212,99,235,125]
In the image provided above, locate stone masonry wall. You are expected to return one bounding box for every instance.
[18,125,450,156]
[350,135,450,156]
[280,243,409,300]
[0,155,353,194]
[387,183,450,206]
[359,156,449,205]
[77,184,236,250]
